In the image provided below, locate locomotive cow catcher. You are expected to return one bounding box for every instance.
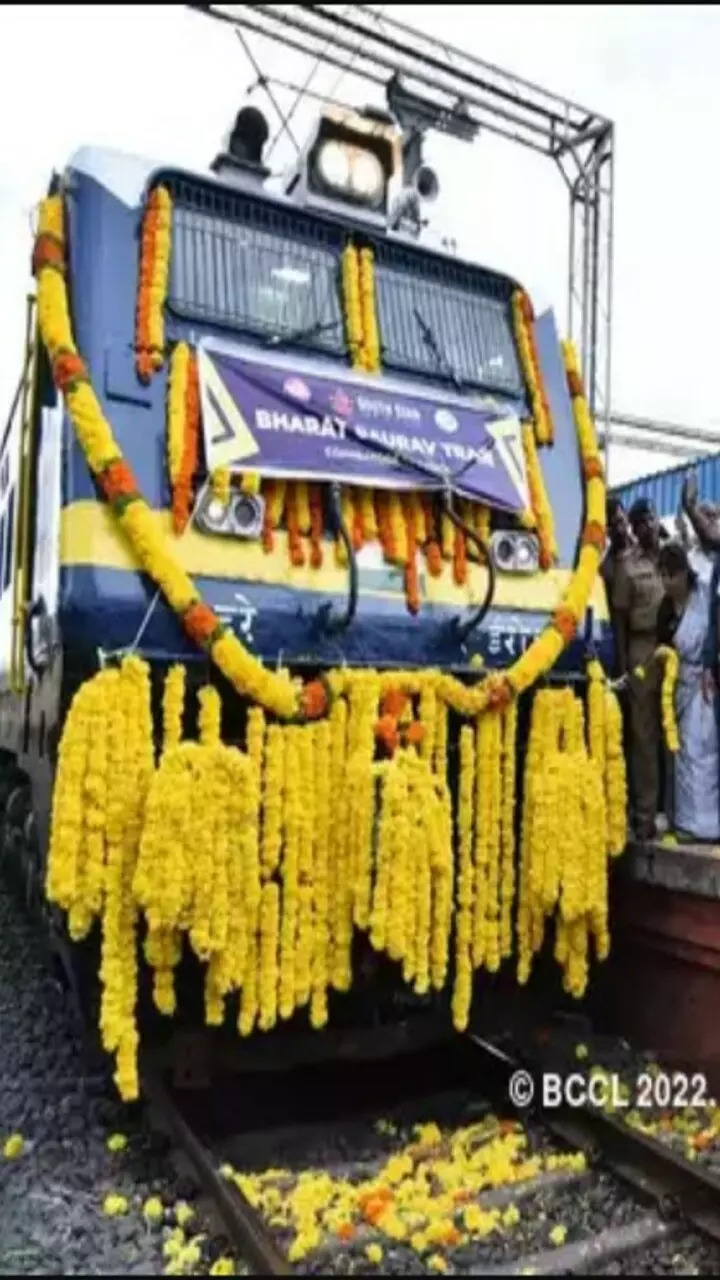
[0,4,625,1101]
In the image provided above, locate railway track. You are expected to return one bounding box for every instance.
[143,1035,720,1276]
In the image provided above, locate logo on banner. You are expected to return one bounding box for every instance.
[283,376,311,403]
[330,388,354,417]
[199,349,259,469]
[434,408,459,434]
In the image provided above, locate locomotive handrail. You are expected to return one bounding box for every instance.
[444,491,496,645]
[10,293,39,695]
[315,481,359,635]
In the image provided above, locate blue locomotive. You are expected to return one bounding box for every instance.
[0,101,611,1089]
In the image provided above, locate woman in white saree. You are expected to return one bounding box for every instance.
[657,542,720,842]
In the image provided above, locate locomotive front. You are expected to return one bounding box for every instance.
[8,102,619,1100]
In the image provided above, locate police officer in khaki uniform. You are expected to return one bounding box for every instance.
[613,498,665,840]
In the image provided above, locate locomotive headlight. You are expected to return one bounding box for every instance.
[196,491,231,536]
[515,534,540,574]
[490,530,540,575]
[314,138,385,206]
[195,487,264,540]
[207,498,229,527]
[350,149,384,203]
[229,493,265,540]
[316,139,351,192]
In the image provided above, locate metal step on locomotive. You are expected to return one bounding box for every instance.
[0,3,623,1101]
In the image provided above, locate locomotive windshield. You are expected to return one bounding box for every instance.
[169,199,346,354]
[374,260,522,397]
[166,176,522,399]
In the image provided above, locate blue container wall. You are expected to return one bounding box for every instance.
[613,453,720,523]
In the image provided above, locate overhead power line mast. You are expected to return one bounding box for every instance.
[186,2,615,447]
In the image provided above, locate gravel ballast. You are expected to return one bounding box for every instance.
[0,880,242,1276]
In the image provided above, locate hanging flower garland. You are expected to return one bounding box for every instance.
[520,423,557,569]
[586,657,606,773]
[167,344,201,534]
[341,244,364,370]
[604,686,628,856]
[358,247,381,373]
[46,656,154,1100]
[655,645,681,753]
[210,466,231,509]
[49,645,629,1097]
[511,289,553,446]
[135,186,172,383]
[34,194,322,723]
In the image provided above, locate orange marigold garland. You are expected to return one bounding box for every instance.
[402,496,421,615]
[135,186,172,384]
[453,526,468,587]
[261,479,286,554]
[285,484,305,568]
[166,346,200,534]
[512,288,554,446]
[309,483,324,568]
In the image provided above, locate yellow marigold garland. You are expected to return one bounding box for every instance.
[341,244,364,370]
[521,423,558,570]
[279,727,301,1019]
[452,725,475,1031]
[499,700,518,960]
[586,658,606,774]
[358,247,381,373]
[604,688,627,856]
[34,194,301,722]
[655,645,680,753]
[167,343,189,498]
[211,468,231,508]
[46,657,154,1100]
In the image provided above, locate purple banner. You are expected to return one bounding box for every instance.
[199,346,526,512]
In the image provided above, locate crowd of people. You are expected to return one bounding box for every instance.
[603,473,720,844]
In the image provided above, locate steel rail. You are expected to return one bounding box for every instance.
[141,1062,290,1276]
[468,1033,720,1245]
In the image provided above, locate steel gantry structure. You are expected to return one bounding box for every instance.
[187,2,615,453]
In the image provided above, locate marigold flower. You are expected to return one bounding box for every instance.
[32,231,65,275]
[300,679,329,721]
[566,369,584,398]
[99,459,138,504]
[549,1224,567,1246]
[209,1260,235,1276]
[143,1196,164,1223]
[103,1193,129,1216]
[583,456,605,482]
[183,601,221,649]
[174,1200,194,1227]
[2,1133,24,1159]
[106,1133,128,1153]
[52,349,87,391]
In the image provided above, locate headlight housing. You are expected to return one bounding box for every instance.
[195,487,265,541]
[490,530,540,575]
